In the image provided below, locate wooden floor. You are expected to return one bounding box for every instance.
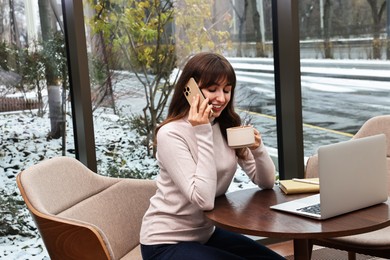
[267,240,295,257]
[265,239,324,257]
[266,240,385,259]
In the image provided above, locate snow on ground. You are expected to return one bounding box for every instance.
[0,95,256,259]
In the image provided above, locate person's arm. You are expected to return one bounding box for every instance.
[157,123,217,210]
[238,128,275,189]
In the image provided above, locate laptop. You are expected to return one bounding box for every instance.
[271,134,388,220]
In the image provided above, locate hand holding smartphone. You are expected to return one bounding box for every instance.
[184,78,206,106]
[184,78,214,117]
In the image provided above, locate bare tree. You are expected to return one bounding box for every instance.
[248,0,265,57]
[90,33,117,114]
[9,0,21,48]
[85,0,117,113]
[38,0,62,139]
[0,1,7,43]
[229,0,265,57]
[366,0,386,59]
[229,0,248,56]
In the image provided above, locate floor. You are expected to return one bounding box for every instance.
[265,239,334,257]
[266,240,294,257]
[266,240,386,259]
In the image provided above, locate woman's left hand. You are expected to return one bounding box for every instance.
[249,128,262,150]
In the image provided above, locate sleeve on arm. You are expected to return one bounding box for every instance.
[238,143,276,189]
[157,125,217,210]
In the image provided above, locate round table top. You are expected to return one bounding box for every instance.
[204,187,390,239]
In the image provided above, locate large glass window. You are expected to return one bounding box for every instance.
[3,0,389,258]
[298,0,390,158]
[83,0,278,185]
[1,0,73,257]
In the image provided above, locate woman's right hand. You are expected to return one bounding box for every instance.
[188,94,213,126]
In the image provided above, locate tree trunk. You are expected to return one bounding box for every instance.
[367,0,386,59]
[95,31,116,114]
[38,0,62,138]
[323,0,333,59]
[47,85,62,139]
[249,0,265,57]
[9,0,21,48]
[87,2,116,113]
[229,0,247,57]
[0,1,7,43]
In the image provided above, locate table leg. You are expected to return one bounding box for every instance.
[293,239,313,260]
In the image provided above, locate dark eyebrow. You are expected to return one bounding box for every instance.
[207,81,232,87]
[204,81,218,88]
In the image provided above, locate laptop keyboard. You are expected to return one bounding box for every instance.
[297,203,321,215]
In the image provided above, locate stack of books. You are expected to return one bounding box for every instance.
[278,178,320,194]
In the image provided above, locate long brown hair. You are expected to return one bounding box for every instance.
[157,52,247,159]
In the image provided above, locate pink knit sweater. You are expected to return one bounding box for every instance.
[140,117,275,245]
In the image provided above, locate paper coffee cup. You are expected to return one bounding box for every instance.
[226,126,255,148]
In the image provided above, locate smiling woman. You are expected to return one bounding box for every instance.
[2,0,390,259]
[139,52,282,260]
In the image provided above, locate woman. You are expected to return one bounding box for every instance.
[140,52,284,259]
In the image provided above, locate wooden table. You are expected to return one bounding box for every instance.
[205,187,390,260]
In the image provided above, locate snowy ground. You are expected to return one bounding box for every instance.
[0,91,258,259]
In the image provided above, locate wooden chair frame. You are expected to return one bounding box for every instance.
[17,172,111,260]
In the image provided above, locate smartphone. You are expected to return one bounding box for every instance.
[183,78,214,116]
[183,78,206,106]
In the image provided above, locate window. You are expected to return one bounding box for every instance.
[83,0,280,181]
[1,0,75,253]
[299,0,390,158]
[2,1,389,257]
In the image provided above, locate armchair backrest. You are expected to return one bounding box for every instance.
[305,115,390,194]
[20,156,120,215]
[353,115,390,157]
[17,157,156,260]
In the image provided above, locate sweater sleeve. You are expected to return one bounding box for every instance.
[156,123,217,210]
[238,143,276,189]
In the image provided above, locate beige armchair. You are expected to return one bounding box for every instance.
[16,156,156,260]
[305,115,390,259]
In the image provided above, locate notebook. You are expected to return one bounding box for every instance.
[279,178,320,194]
[271,134,388,220]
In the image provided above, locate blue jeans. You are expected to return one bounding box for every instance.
[141,227,285,259]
